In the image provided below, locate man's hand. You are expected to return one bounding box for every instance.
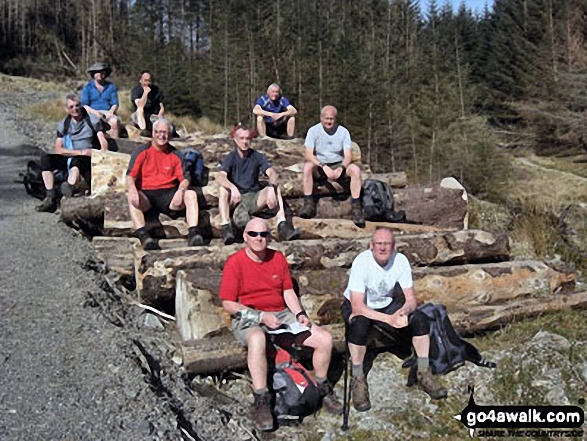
[170,189,184,210]
[260,312,283,329]
[387,310,409,329]
[321,165,337,180]
[332,167,344,180]
[296,314,310,326]
[230,187,241,205]
[104,111,113,121]
[143,86,151,95]
[80,149,93,157]
[128,186,140,207]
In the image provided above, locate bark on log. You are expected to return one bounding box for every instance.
[180,289,587,375]
[135,230,510,303]
[288,177,468,230]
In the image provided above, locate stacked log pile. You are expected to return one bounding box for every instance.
[62,134,587,376]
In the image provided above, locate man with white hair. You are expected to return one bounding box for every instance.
[126,119,203,250]
[300,105,365,227]
[253,83,297,139]
[219,218,343,431]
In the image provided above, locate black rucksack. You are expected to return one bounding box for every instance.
[403,303,496,375]
[362,179,406,222]
[17,160,67,200]
[272,348,321,420]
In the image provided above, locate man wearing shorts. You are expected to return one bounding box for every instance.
[215,124,298,245]
[219,218,342,431]
[253,83,297,139]
[126,119,202,250]
[36,94,108,212]
[343,227,447,412]
[300,105,365,227]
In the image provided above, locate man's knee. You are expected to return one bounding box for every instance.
[219,186,230,201]
[246,327,267,350]
[310,326,333,350]
[184,189,198,206]
[108,117,119,129]
[409,310,430,336]
[347,315,372,346]
[347,163,361,178]
[256,115,265,125]
[303,161,316,175]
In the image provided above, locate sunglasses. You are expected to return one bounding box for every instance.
[246,231,270,238]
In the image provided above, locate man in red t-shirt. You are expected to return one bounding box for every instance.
[219,218,342,431]
[126,118,202,250]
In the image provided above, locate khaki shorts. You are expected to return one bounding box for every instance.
[232,308,297,346]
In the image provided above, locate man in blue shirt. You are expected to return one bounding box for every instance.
[81,62,121,139]
[253,84,297,140]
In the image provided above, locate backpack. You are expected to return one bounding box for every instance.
[17,160,67,200]
[272,348,321,420]
[362,179,406,223]
[182,148,205,186]
[403,303,496,375]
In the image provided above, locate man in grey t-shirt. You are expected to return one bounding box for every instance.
[300,105,364,227]
[36,94,108,212]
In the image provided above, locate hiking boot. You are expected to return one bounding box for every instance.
[277,220,300,241]
[318,380,344,415]
[77,178,91,196]
[298,198,317,219]
[252,392,274,432]
[233,203,251,230]
[350,203,365,228]
[60,182,74,198]
[187,228,204,246]
[136,230,160,251]
[351,375,371,412]
[222,224,235,246]
[35,196,57,213]
[416,368,447,400]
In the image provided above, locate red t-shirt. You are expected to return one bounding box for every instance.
[219,248,293,312]
[126,143,186,190]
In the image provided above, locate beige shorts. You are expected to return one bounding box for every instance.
[231,308,297,346]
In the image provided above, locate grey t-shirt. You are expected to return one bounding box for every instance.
[304,123,352,164]
[56,113,103,150]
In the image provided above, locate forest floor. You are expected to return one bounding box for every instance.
[1,77,586,441]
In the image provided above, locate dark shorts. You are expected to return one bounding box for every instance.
[341,298,430,347]
[314,161,352,185]
[40,153,91,179]
[142,187,184,218]
[265,118,288,139]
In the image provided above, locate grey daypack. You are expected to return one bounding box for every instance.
[362,179,406,222]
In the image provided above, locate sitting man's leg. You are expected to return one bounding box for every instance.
[184,188,203,246]
[132,107,147,131]
[255,186,299,241]
[127,189,158,250]
[232,315,273,432]
[302,324,344,414]
[60,157,91,197]
[256,115,267,138]
[36,154,67,212]
[286,116,295,138]
[218,186,235,245]
[346,163,365,227]
[299,161,318,219]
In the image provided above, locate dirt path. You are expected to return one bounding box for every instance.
[0,93,251,441]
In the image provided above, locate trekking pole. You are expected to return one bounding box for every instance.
[341,329,350,431]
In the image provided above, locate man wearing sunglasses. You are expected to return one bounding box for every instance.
[36,94,108,212]
[215,124,299,245]
[126,119,203,250]
[219,218,343,431]
[342,227,447,412]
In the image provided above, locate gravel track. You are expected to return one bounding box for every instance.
[0,92,253,441]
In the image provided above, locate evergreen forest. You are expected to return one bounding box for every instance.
[1,0,586,200]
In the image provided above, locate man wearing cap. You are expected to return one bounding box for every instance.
[130,70,166,137]
[253,83,297,140]
[81,62,121,139]
[215,124,299,245]
[36,94,108,212]
[126,118,203,250]
[219,217,343,431]
[300,105,365,227]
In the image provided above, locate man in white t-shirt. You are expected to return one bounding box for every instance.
[300,105,364,227]
[342,227,447,411]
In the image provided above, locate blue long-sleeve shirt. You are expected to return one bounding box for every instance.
[81,80,119,111]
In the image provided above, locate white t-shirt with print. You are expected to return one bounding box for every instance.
[344,249,413,309]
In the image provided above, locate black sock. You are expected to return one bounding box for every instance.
[351,197,361,205]
[135,226,148,236]
[304,195,315,202]
[188,226,199,236]
[46,189,55,199]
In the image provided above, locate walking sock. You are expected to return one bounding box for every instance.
[253,387,269,395]
[352,363,364,377]
[417,357,430,373]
